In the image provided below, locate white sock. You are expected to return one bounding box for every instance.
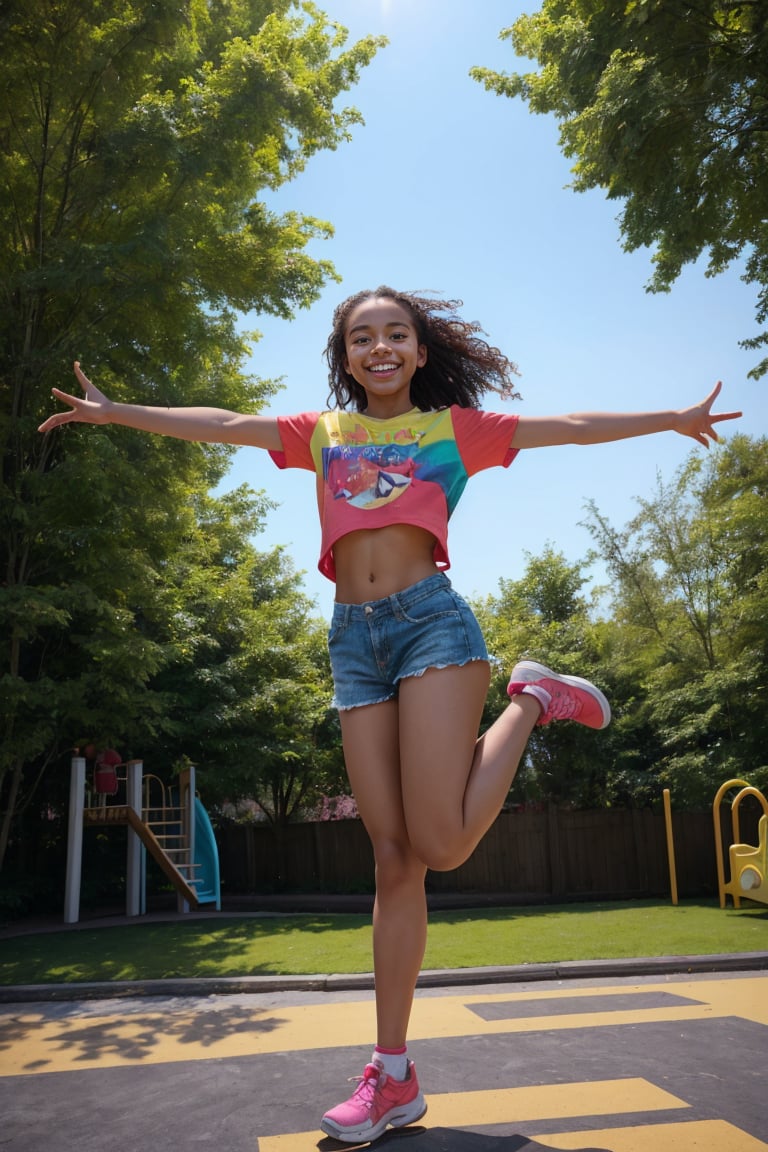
[373,1046,408,1080]
[520,683,550,715]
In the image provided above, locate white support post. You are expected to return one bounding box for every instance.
[178,764,196,914]
[140,840,147,916]
[125,760,143,917]
[63,757,86,924]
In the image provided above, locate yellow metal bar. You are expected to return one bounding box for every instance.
[662,788,678,906]
[712,778,750,908]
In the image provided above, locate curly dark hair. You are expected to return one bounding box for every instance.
[323,287,521,412]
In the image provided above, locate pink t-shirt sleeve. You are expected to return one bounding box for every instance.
[268,412,321,471]
[451,407,520,474]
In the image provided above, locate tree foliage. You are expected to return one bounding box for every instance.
[471,1,768,376]
[0,0,383,867]
[584,434,768,806]
[473,438,768,812]
[474,545,614,807]
[144,485,346,825]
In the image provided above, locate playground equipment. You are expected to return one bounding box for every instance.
[713,778,768,909]
[64,755,221,923]
[662,788,678,905]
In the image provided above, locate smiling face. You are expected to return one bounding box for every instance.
[342,296,428,417]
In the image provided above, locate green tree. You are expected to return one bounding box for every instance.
[145,486,345,817]
[584,435,768,807]
[474,546,614,806]
[0,0,383,868]
[471,1,768,376]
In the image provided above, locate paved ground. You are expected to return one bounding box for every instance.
[2,966,767,1151]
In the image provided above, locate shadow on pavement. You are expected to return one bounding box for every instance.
[319,1126,609,1150]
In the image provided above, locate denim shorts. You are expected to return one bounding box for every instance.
[328,572,489,710]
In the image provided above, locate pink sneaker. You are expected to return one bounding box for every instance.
[508,660,611,730]
[320,1060,427,1143]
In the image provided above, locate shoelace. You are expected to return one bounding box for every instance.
[546,685,582,720]
[348,1065,382,1107]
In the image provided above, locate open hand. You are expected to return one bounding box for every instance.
[677,382,741,447]
[38,362,113,433]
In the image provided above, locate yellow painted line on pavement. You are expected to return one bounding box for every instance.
[681,976,768,1027]
[408,976,768,1038]
[540,1118,768,1151]
[257,1078,685,1151]
[0,1000,372,1076]
[2,976,766,1076]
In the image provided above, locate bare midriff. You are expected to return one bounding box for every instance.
[333,524,439,604]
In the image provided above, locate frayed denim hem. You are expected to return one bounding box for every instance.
[334,656,490,711]
[334,692,397,712]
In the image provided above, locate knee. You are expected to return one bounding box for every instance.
[412,840,465,873]
[373,837,427,896]
[406,825,470,873]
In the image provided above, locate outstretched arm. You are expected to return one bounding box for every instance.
[512,382,741,451]
[38,362,283,451]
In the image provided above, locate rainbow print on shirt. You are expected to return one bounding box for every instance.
[320,409,468,516]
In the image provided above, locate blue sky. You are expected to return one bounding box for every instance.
[219,0,764,620]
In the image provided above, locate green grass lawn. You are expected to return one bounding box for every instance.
[1,899,766,986]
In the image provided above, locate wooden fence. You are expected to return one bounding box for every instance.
[217,805,760,902]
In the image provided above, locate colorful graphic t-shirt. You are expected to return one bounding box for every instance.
[269,405,520,581]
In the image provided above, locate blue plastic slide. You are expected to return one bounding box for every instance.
[193,796,221,909]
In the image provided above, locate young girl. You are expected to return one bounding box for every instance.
[40,287,740,1143]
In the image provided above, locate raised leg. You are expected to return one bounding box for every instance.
[397,662,540,871]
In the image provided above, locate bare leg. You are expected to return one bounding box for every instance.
[398,662,541,871]
[340,699,428,1049]
[339,668,540,1042]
